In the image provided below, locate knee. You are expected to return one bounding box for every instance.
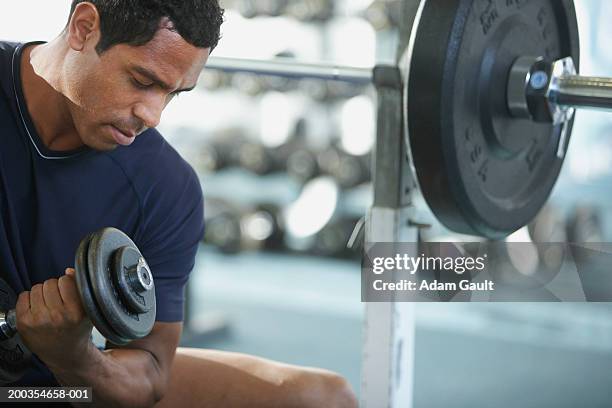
[285,368,358,408]
[317,372,358,408]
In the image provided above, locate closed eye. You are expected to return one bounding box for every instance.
[132,76,183,99]
[131,77,154,90]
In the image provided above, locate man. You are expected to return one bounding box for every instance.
[0,1,357,407]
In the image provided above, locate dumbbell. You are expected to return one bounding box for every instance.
[236,140,281,175]
[317,146,371,189]
[198,131,247,173]
[363,0,401,31]
[286,147,320,183]
[285,0,334,22]
[204,199,286,253]
[0,228,156,384]
[236,131,311,176]
[237,0,287,18]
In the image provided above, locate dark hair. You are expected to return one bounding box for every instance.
[68,0,224,54]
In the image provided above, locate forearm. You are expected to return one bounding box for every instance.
[155,348,357,408]
[47,342,165,408]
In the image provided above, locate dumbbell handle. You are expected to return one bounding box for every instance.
[0,309,17,340]
[553,75,612,111]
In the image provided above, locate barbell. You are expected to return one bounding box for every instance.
[0,228,156,384]
[206,0,612,239]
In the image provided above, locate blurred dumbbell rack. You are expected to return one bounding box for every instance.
[159,1,400,363]
[162,0,404,262]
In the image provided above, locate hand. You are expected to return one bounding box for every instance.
[15,268,94,370]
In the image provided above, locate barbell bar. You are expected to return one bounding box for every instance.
[206,56,373,85]
[207,55,612,121]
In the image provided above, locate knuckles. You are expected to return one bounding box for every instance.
[17,291,29,304]
[31,283,43,293]
[20,309,85,332]
[43,278,59,289]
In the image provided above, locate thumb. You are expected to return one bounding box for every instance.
[65,268,76,276]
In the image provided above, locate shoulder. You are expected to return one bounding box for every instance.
[108,128,196,177]
[0,41,19,59]
[0,41,20,100]
[107,129,204,266]
[107,128,203,207]
[106,128,204,248]
[0,41,19,54]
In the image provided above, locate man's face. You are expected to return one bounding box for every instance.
[63,28,209,151]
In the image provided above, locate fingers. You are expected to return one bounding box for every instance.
[17,268,84,325]
[29,283,44,315]
[13,268,93,367]
[43,279,64,311]
[15,291,30,330]
[58,269,85,320]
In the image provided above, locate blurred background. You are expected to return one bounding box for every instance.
[3,1,612,406]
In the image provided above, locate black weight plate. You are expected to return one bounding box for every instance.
[0,279,31,384]
[405,0,580,238]
[75,233,129,345]
[88,228,156,340]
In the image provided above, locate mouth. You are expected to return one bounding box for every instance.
[109,125,136,146]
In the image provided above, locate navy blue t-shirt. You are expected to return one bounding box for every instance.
[0,41,204,387]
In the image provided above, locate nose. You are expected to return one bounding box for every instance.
[133,94,166,129]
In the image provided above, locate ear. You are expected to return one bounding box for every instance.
[66,2,101,52]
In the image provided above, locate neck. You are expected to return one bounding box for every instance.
[20,39,83,151]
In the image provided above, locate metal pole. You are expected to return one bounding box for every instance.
[208,57,612,113]
[552,75,612,111]
[206,56,373,85]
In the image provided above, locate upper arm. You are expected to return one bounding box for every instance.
[136,162,204,323]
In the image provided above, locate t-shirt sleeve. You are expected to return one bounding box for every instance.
[135,162,204,322]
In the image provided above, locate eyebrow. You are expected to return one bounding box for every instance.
[132,66,196,94]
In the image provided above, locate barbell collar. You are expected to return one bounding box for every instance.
[507,56,541,119]
[206,56,373,85]
[510,56,612,123]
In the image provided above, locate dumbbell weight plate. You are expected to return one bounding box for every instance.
[0,279,32,384]
[405,0,580,238]
[75,233,130,345]
[88,228,156,341]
